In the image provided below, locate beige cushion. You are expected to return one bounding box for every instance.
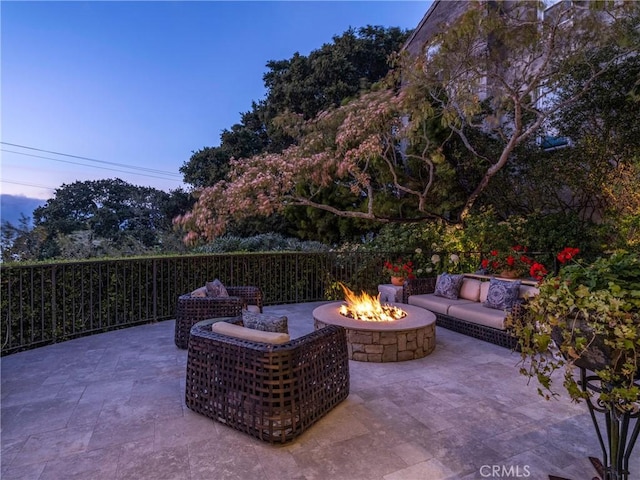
[447,303,508,330]
[244,305,261,313]
[519,285,540,299]
[408,294,474,315]
[211,321,290,344]
[479,281,491,303]
[459,278,482,301]
[190,286,207,298]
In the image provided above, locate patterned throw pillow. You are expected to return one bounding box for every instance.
[242,311,289,334]
[434,273,465,300]
[483,278,521,310]
[206,279,229,298]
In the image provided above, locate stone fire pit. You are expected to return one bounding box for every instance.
[313,302,436,362]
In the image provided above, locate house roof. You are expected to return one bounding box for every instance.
[403,0,471,55]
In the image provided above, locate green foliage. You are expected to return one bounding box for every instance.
[194,233,330,253]
[6,179,195,261]
[180,26,410,240]
[509,251,640,411]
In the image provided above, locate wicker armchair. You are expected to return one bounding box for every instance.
[402,277,524,349]
[185,319,350,444]
[174,286,263,349]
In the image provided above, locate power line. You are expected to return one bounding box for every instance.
[1,149,183,182]
[1,141,183,178]
[1,179,56,190]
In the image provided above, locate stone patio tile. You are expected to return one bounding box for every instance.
[1,397,80,441]
[38,445,120,480]
[153,410,219,450]
[304,402,371,447]
[117,444,190,480]
[10,425,93,466]
[2,301,638,480]
[0,461,46,480]
[292,434,408,480]
[383,458,458,480]
[187,435,264,480]
[88,416,155,451]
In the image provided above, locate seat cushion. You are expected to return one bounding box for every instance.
[447,303,508,330]
[211,321,290,344]
[242,311,288,333]
[408,293,475,315]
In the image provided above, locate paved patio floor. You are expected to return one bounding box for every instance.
[2,301,638,480]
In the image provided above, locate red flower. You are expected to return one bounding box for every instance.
[506,255,516,266]
[481,258,489,268]
[557,247,580,264]
[490,250,499,256]
[530,262,548,281]
[384,258,414,279]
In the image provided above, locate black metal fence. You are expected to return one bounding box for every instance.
[0,251,406,355]
[1,250,551,355]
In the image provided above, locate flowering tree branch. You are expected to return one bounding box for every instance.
[175,1,639,244]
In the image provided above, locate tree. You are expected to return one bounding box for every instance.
[175,1,640,244]
[28,179,193,259]
[1,214,48,262]
[179,25,410,241]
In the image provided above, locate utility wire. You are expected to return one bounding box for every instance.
[1,179,56,190]
[1,141,183,178]
[2,149,183,182]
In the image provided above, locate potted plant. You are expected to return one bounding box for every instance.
[480,245,548,280]
[508,249,639,480]
[383,258,415,285]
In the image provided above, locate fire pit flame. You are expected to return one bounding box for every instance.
[339,284,406,322]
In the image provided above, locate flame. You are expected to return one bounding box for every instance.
[339,283,406,322]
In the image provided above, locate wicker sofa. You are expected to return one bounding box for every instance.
[185,318,350,444]
[402,275,537,349]
[174,286,263,349]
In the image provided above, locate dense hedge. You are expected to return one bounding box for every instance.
[0,251,400,355]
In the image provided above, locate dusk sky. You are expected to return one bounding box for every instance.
[1,1,430,201]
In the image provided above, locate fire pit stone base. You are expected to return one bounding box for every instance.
[312,302,436,363]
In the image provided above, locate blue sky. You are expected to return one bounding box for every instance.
[1,1,430,201]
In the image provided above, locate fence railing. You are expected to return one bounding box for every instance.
[1,250,551,355]
[0,251,414,355]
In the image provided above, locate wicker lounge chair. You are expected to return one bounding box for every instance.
[174,286,264,349]
[185,318,350,444]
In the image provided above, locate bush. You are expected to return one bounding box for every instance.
[194,233,330,253]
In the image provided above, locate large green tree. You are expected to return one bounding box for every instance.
[175,1,639,244]
[22,179,194,259]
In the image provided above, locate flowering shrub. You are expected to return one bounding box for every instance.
[481,246,548,280]
[383,258,415,279]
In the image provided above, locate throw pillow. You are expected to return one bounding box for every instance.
[242,311,288,333]
[434,273,464,300]
[206,278,229,298]
[483,278,521,310]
